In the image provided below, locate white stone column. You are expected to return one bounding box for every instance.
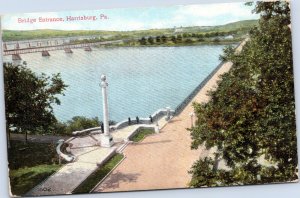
[189,112,195,128]
[100,74,114,147]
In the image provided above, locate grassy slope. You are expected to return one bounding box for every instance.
[2,20,258,41]
[10,164,60,196]
[73,154,124,194]
[8,141,61,196]
[8,141,59,169]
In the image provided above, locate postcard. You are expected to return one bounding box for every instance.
[1,0,298,197]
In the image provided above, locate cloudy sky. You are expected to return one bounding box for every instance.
[1,2,259,31]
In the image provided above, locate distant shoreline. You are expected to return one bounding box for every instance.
[95,40,240,48]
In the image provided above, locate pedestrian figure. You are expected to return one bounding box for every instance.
[100,122,104,133]
[149,115,153,123]
[136,116,140,124]
[128,117,131,125]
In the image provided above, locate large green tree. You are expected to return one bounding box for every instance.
[4,62,67,142]
[189,1,297,187]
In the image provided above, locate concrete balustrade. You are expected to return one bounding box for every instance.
[56,139,76,163]
[70,108,174,137]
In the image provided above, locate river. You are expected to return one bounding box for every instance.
[3,45,227,122]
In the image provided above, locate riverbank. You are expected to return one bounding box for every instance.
[95,39,240,48]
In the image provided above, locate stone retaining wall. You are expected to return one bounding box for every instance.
[174,41,243,115]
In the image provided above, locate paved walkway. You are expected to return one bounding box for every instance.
[27,146,116,196]
[93,40,248,192]
[26,116,168,196]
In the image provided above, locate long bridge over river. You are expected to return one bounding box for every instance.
[2,38,123,60]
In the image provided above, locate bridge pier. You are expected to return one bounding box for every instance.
[42,50,50,57]
[12,54,22,61]
[84,46,92,51]
[64,48,73,53]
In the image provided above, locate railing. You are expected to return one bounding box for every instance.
[71,108,175,136]
[72,127,102,136]
[56,139,76,163]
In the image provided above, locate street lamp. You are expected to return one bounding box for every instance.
[189,112,195,128]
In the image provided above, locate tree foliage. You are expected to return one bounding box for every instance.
[189,1,297,187]
[54,116,100,134]
[4,63,67,139]
[53,116,116,135]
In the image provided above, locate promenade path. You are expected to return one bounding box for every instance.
[94,39,248,192]
[26,117,168,196]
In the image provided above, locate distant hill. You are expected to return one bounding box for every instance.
[213,19,259,31]
[2,19,258,42]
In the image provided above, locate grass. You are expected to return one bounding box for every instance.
[9,164,61,196]
[8,141,59,169]
[130,128,155,142]
[73,154,124,194]
[8,141,61,196]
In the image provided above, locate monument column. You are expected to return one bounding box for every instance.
[100,74,114,147]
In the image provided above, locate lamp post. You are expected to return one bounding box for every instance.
[155,113,160,133]
[165,107,171,121]
[189,112,195,128]
[100,74,114,147]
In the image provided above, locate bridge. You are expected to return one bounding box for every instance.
[2,38,123,60]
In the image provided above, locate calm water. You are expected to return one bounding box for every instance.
[4,45,226,122]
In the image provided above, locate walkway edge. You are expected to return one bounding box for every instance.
[69,147,118,194]
[90,155,127,193]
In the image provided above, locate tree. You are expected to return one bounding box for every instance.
[213,38,220,43]
[63,116,100,134]
[147,36,154,45]
[189,1,297,187]
[53,116,116,135]
[156,36,161,43]
[185,38,194,44]
[171,35,177,43]
[177,34,183,42]
[161,35,167,43]
[4,63,67,142]
[139,37,147,45]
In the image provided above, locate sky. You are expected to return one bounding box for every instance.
[1,2,259,31]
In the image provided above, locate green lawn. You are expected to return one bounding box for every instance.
[130,128,155,142]
[73,154,124,194]
[9,164,61,196]
[8,141,61,196]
